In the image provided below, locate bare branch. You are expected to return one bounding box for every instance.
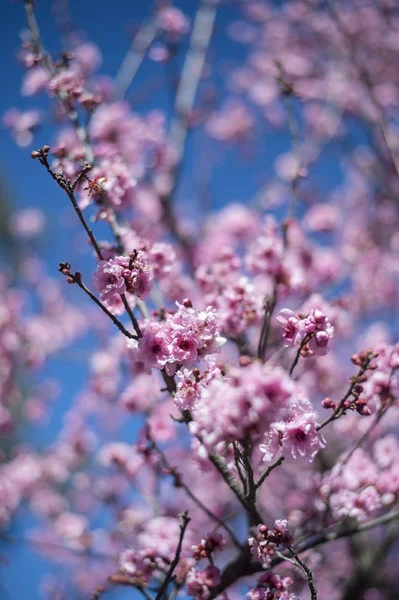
[155,511,191,600]
[255,456,285,490]
[59,265,139,340]
[288,547,318,600]
[115,18,158,100]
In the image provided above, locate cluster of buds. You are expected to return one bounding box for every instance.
[249,520,294,568]
[191,532,225,561]
[351,348,379,369]
[30,144,50,162]
[322,349,379,416]
[58,261,81,285]
[257,521,294,548]
[93,251,153,305]
[276,307,334,357]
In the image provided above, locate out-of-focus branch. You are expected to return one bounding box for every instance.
[257,78,303,361]
[328,0,399,185]
[155,511,190,600]
[161,0,219,251]
[114,18,158,100]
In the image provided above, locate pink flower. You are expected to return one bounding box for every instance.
[73,42,102,76]
[3,108,41,147]
[276,305,334,357]
[119,548,156,584]
[248,572,297,600]
[170,329,199,366]
[136,322,171,372]
[261,399,325,463]
[97,443,143,478]
[157,7,189,38]
[137,516,183,556]
[21,67,49,96]
[49,69,84,98]
[273,519,294,547]
[248,536,273,568]
[94,258,127,306]
[10,208,45,238]
[186,566,221,600]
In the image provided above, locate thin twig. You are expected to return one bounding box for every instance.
[289,334,312,376]
[180,410,248,510]
[64,269,139,340]
[328,0,399,185]
[233,442,248,497]
[155,511,190,600]
[121,293,143,339]
[255,456,285,490]
[288,546,318,600]
[33,149,103,260]
[257,288,278,360]
[257,73,303,361]
[317,351,374,431]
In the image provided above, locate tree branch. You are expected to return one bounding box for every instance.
[155,511,190,600]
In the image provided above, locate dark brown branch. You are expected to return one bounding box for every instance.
[155,511,190,600]
[32,148,103,260]
[61,268,138,341]
[24,0,94,163]
[317,351,375,431]
[121,293,143,339]
[255,456,285,490]
[233,442,248,497]
[288,547,318,600]
[289,334,312,376]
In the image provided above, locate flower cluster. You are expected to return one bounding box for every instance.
[188,362,295,450]
[119,548,159,586]
[186,565,221,600]
[276,306,334,357]
[191,532,225,561]
[93,252,153,306]
[129,301,225,375]
[320,435,399,522]
[260,398,325,463]
[247,572,297,600]
[249,520,295,567]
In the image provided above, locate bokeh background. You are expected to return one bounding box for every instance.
[1,1,394,598]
